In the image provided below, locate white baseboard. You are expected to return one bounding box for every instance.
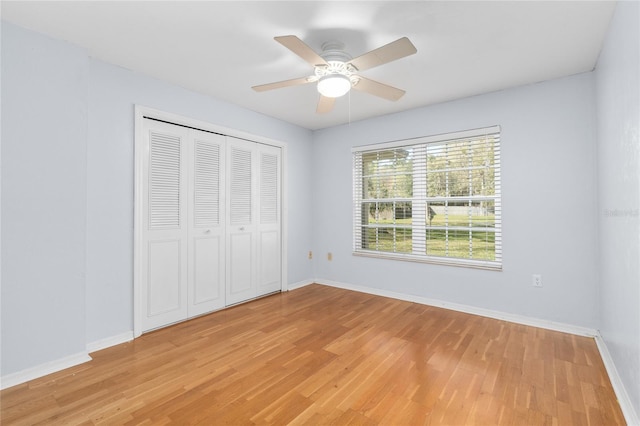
[86,331,134,354]
[0,351,92,390]
[286,279,314,291]
[0,331,135,391]
[315,279,598,337]
[595,334,640,426]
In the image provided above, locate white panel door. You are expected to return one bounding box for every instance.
[226,137,257,305]
[257,144,282,296]
[187,130,226,317]
[141,120,189,331]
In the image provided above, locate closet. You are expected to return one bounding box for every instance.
[138,117,281,333]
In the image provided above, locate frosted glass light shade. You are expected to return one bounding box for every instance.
[317,74,351,98]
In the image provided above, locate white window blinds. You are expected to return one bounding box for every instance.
[353,126,502,269]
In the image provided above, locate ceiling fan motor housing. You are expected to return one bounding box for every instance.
[315,41,360,89]
[319,41,351,62]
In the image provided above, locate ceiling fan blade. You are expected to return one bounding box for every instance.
[275,35,328,67]
[352,76,406,101]
[316,95,335,114]
[348,37,417,71]
[252,76,313,92]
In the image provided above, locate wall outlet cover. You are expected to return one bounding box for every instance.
[532,274,543,287]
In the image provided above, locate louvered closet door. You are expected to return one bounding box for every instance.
[257,144,281,296]
[138,116,282,331]
[226,137,258,305]
[187,130,226,316]
[141,119,189,331]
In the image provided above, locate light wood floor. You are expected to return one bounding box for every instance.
[1,284,625,425]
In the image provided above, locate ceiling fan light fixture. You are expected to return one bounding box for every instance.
[253,35,417,113]
[317,74,351,98]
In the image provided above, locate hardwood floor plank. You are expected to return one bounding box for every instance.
[0,284,626,425]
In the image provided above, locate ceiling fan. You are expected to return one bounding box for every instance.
[252,35,417,114]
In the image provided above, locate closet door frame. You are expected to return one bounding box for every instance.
[133,106,288,338]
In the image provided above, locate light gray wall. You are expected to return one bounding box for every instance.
[1,21,314,375]
[86,59,314,344]
[595,1,640,416]
[312,72,600,328]
[1,22,89,374]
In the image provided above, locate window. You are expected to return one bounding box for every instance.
[353,126,501,269]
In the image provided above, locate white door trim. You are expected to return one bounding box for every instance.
[134,105,288,338]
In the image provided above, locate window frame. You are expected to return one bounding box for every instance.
[352,126,502,270]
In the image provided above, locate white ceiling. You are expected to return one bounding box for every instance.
[2,1,616,130]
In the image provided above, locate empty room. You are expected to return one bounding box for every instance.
[1,1,638,424]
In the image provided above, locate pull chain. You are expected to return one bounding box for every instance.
[348,89,351,125]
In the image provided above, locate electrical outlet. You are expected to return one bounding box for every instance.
[532,274,543,288]
[327,252,333,261]
[308,251,313,260]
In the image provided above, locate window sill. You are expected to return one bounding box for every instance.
[352,250,502,271]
